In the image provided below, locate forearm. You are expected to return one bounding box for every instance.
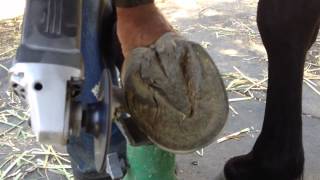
[115,2,172,57]
[114,0,154,7]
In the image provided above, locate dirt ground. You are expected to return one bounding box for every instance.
[0,0,320,180]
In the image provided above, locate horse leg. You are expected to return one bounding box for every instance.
[224,0,320,179]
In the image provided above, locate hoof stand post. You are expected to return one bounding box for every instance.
[124,144,176,180]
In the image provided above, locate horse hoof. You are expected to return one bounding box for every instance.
[224,154,255,180]
[121,32,229,153]
[224,153,304,180]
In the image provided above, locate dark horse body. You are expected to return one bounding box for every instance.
[224,0,320,179]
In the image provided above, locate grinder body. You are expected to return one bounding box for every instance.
[10,0,83,145]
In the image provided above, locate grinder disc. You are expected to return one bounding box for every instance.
[93,70,113,171]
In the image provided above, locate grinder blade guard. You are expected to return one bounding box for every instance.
[9,0,114,172]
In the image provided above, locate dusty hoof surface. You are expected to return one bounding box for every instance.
[121,32,228,153]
